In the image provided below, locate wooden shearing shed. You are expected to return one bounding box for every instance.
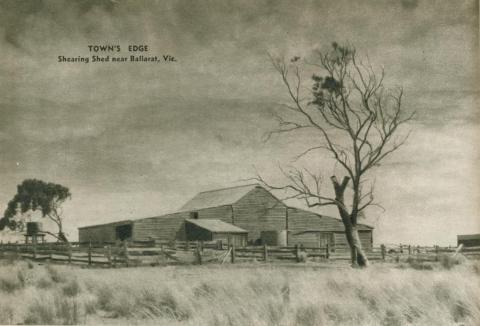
[78,184,374,250]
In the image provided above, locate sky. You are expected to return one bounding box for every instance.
[0,0,478,245]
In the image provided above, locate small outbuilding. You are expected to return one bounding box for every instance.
[185,219,248,247]
[457,234,480,247]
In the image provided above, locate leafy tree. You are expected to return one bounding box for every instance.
[258,42,414,267]
[0,179,71,242]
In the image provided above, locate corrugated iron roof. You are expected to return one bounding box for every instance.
[180,184,260,211]
[78,220,133,229]
[186,219,248,233]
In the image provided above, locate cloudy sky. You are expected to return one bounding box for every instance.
[0,0,478,245]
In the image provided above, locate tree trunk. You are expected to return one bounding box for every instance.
[58,232,69,243]
[344,224,369,267]
[331,176,369,268]
[47,213,69,243]
[43,230,69,243]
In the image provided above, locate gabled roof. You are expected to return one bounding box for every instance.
[186,219,248,233]
[180,184,261,211]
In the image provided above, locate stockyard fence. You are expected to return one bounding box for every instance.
[0,239,479,267]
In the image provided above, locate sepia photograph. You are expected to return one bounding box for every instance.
[0,0,479,325]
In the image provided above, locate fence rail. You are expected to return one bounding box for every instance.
[0,240,478,267]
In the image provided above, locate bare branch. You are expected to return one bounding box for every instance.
[253,166,348,210]
[264,43,414,235]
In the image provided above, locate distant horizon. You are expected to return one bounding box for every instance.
[0,178,475,247]
[0,0,478,247]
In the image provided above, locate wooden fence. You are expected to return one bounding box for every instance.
[0,240,478,267]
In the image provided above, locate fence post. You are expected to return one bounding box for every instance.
[196,245,202,265]
[15,241,19,256]
[263,244,268,262]
[408,245,411,256]
[68,243,72,264]
[88,241,92,266]
[295,244,300,262]
[113,245,117,267]
[123,241,129,267]
[32,237,37,259]
[435,245,439,262]
[399,243,403,253]
[186,241,190,251]
[106,245,112,267]
[48,243,53,260]
[230,244,236,264]
[325,243,330,259]
[381,244,386,260]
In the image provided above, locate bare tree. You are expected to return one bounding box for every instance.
[257,42,414,267]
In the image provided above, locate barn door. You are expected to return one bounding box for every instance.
[115,224,132,241]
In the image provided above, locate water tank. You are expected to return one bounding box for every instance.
[260,230,288,246]
[277,230,288,246]
[26,222,42,236]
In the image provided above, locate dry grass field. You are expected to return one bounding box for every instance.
[0,256,479,325]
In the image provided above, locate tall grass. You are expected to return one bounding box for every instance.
[0,260,478,325]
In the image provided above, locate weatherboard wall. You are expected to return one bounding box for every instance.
[288,230,372,251]
[287,208,372,232]
[192,205,233,223]
[131,206,233,242]
[232,186,287,243]
[132,212,189,242]
[78,221,132,243]
[212,233,247,247]
[333,231,373,251]
[287,208,372,250]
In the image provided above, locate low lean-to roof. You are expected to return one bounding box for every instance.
[78,220,132,229]
[186,219,248,233]
[458,234,480,241]
[180,184,260,211]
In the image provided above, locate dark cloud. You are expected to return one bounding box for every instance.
[0,0,44,48]
[0,0,478,243]
[401,0,419,10]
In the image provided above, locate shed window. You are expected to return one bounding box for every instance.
[190,211,199,219]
